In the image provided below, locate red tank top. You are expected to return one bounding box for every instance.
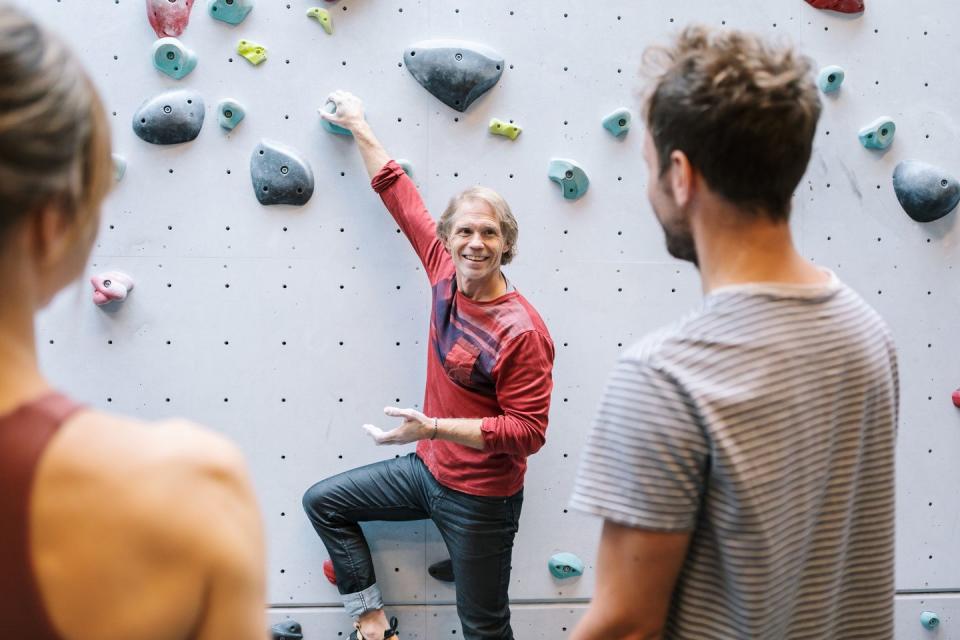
[0,392,83,639]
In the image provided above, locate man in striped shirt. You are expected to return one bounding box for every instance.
[569,27,898,640]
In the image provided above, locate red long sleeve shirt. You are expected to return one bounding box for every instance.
[372,160,555,497]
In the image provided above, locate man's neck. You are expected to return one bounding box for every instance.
[457,270,507,302]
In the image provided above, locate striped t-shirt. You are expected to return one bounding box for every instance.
[570,272,898,640]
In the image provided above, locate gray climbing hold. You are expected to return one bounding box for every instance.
[152,37,197,80]
[428,559,454,582]
[396,158,414,177]
[112,154,126,182]
[920,611,940,630]
[602,107,632,137]
[548,158,589,200]
[132,89,204,145]
[208,0,253,25]
[893,160,960,223]
[319,100,352,136]
[858,116,895,150]
[250,140,315,206]
[817,65,845,93]
[218,98,245,130]
[270,620,303,640]
[548,552,584,579]
[403,39,504,112]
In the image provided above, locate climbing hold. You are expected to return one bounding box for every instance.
[403,39,504,112]
[396,159,414,177]
[322,559,337,585]
[146,0,196,38]
[858,116,895,150]
[953,388,960,407]
[152,37,197,80]
[489,118,521,140]
[132,89,204,145]
[270,620,303,640]
[548,158,589,201]
[250,140,315,206]
[218,99,245,130]
[112,154,126,182]
[804,0,864,13]
[306,7,333,34]
[893,160,960,223]
[817,65,845,93]
[319,101,352,136]
[428,559,455,582]
[91,271,134,306]
[548,552,584,579]
[602,108,632,138]
[920,611,940,630]
[237,39,267,65]
[208,0,252,25]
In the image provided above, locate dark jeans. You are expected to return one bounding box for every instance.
[302,452,523,640]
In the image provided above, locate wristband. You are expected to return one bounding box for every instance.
[431,417,438,440]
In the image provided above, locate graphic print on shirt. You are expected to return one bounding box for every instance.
[433,279,497,395]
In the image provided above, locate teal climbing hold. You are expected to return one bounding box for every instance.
[858,116,895,150]
[152,37,197,80]
[217,99,245,130]
[920,611,940,630]
[208,0,253,25]
[306,7,333,34]
[396,159,414,177]
[112,154,126,182]
[817,65,845,93]
[548,158,589,200]
[548,552,584,579]
[319,100,353,136]
[602,108,632,137]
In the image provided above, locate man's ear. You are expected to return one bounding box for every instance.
[668,150,695,208]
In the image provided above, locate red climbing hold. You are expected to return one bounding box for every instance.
[146,0,195,38]
[952,388,960,408]
[804,0,864,13]
[322,559,337,585]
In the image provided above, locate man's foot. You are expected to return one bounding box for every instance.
[349,616,399,639]
[428,558,455,582]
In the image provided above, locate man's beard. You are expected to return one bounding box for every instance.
[663,223,698,267]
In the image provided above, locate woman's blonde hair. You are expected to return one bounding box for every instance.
[0,5,113,242]
[437,186,519,264]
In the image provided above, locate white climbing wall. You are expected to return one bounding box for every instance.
[18,0,960,637]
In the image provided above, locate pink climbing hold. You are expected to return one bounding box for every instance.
[804,0,864,13]
[146,0,195,38]
[91,271,134,306]
[322,559,337,585]
[952,388,960,408]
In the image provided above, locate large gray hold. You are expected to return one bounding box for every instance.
[132,89,204,145]
[250,140,314,206]
[892,160,960,223]
[270,620,303,640]
[403,39,504,112]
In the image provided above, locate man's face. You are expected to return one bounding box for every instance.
[444,199,508,283]
[643,131,698,266]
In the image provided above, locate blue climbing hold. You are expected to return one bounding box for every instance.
[858,116,895,150]
[152,37,197,80]
[208,0,253,25]
[548,159,589,201]
[396,158,414,177]
[602,108,632,137]
[218,99,245,130]
[893,160,960,223]
[319,100,353,136]
[250,140,315,206]
[132,89,204,145]
[817,65,845,93]
[548,552,584,579]
[920,611,940,630]
[112,154,126,182]
[403,39,504,112]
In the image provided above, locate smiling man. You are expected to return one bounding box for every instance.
[302,91,554,640]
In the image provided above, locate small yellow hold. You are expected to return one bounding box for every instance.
[236,39,267,65]
[489,118,522,141]
[306,7,333,34]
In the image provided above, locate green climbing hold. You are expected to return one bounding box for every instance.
[152,37,197,80]
[237,39,267,65]
[817,65,845,93]
[306,7,333,34]
[396,159,414,177]
[319,100,353,136]
[858,116,895,150]
[548,158,589,201]
[489,118,521,140]
[548,552,584,579]
[112,154,126,182]
[208,0,253,25]
[602,108,632,137]
[920,611,940,630]
[218,99,245,130]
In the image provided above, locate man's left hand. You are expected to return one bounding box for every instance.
[361,407,433,446]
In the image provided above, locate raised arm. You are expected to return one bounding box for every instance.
[320,90,389,181]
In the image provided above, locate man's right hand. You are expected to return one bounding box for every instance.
[320,89,366,134]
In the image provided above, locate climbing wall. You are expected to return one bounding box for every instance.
[19,0,960,637]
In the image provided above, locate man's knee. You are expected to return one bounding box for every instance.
[302,478,336,525]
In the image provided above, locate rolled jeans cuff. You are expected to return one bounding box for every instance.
[342,582,384,619]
